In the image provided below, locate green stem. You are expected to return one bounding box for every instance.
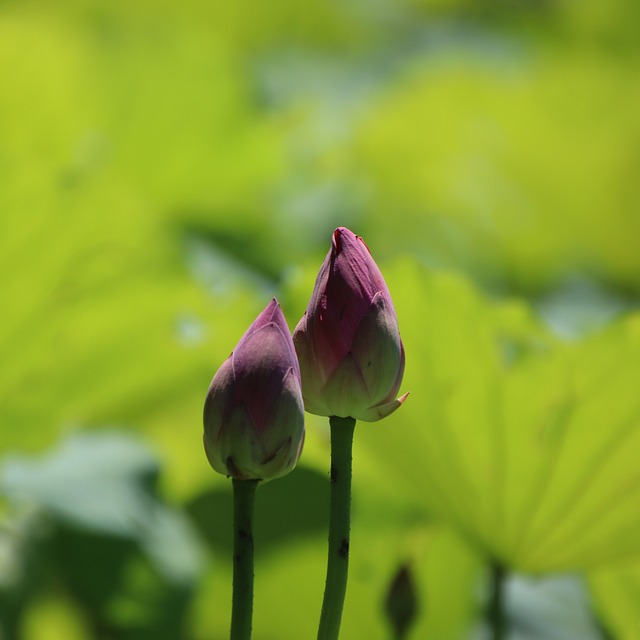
[317,415,356,640]
[488,562,506,640]
[231,478,259,640]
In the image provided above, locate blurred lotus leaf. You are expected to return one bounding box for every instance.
[0,431,202,639]
[358,262,640,573]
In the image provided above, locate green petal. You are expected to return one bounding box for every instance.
[213,402,263,480]
[320,353,371,418]
[356,392,409,422]
[351,293,404,406]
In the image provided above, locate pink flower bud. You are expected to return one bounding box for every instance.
[293,227,407,422]
[203,299,305,481]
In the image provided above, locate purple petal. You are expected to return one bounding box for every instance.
[203,358,235,438]
[233,322,295,432]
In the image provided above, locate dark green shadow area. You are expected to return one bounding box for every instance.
[50,525,193,640]
[179,219,283,288]
[186,465,329,559]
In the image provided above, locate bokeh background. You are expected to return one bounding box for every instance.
[1,0,640,638]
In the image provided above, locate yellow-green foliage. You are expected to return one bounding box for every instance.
[1,0,639,637]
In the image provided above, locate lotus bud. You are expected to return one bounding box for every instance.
[384,563,419,640]
[203,298,305,482]
[293,227,407,422]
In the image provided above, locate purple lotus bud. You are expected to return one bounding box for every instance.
[293,227,407,422]
[203,299,305,482]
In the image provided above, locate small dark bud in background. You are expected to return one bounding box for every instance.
[384,562,420,640]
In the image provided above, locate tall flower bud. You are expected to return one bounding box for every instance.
[293,227,407,422]
[203,299,305,482]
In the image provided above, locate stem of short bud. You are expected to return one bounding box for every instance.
[317,416,356,640]
[231,478,259,640]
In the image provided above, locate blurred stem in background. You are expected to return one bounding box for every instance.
[231,479,259,640]
[488,562,507,640]
[317,416,356,640]
[384,563,420,640]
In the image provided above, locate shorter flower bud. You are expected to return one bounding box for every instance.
[203,299,305,482]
